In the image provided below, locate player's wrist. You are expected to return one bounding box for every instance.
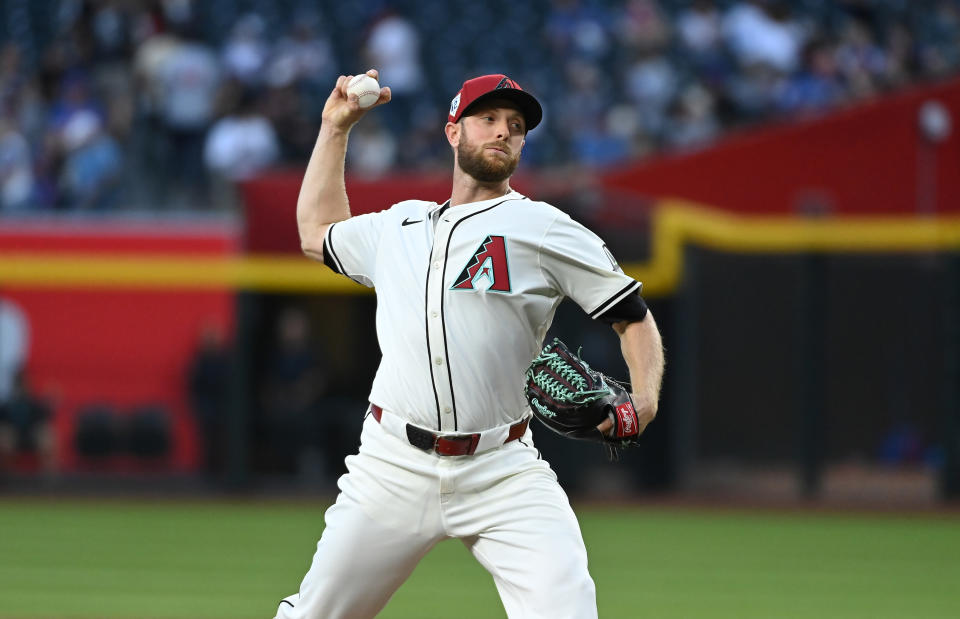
[318,121,352,140]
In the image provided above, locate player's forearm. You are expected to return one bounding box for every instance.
[614,313,664,417]
[297,125,352,259]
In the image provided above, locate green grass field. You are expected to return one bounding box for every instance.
[1,499,958,618]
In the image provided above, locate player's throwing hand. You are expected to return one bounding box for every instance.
[321,69,391,132]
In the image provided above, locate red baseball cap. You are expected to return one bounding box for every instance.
[448,74,543,132]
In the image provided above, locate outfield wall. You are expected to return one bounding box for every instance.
[2,80,958,495]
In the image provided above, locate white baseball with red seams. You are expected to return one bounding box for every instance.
[345,74,380,109]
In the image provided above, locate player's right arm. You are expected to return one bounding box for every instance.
[298,70,390,263]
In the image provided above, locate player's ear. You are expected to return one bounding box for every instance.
[445,121,460,148]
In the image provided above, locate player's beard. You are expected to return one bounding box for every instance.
[457,129,519,183]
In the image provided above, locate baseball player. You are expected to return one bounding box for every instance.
[276,69,664,619]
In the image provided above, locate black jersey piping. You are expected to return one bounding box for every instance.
[424,201,450,428]
[325,224,365,286]
[588,280,641,320]
[324,225,344,274]
[439,197,517,431]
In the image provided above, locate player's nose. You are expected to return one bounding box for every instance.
[494,118,510,139]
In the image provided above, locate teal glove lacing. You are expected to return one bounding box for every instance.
[526,350,611,409]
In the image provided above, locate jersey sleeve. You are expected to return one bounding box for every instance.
[539,212,642,320]
[323,211,386,288]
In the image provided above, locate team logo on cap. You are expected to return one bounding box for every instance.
[495,77,519,90]
[451,235,511,293]
[449,93,461,117]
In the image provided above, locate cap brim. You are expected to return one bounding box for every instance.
[460,88,543,132]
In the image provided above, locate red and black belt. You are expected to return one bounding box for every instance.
[369,404,529,456]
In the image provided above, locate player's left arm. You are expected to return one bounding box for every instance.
[610,312,664,436]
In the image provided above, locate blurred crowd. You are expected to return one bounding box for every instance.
[1,0,959,212]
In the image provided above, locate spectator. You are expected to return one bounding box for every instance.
[677,0,724,56]
[625,50,679,136]
[677,0,733,85]
[555,59,610,154]
[1,43,45,145]
[0,115,35,211]
[258,307,328,477]
[664,82,721,149]
[723,0,805,74]
[0,299,29,405]
[363,10,424,136]
[203,87,279,183]
[545,0,614,61]
[0,367,56,475]
[881,23,918,89]
[835,18,887,100]
[0,0,959,203]
[221,14,270,87]
[723,60,783,122]
[261,83,319,162]
[917,0,960,78]
[266,15,337,90]
[346,115,397,177]
[615,0,671,55]
[154,25,221,206]
[187,321,232,477]
[777,39,846,114]
[46,71,105,138]
[57,108,123,210]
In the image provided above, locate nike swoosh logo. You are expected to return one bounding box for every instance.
[401,218,423,227]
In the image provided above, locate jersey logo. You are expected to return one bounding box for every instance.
[451,235,511,293]
[602,244,623,273]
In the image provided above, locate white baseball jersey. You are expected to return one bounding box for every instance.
[324,190,640,434]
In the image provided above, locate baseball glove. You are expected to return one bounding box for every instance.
[524,338,642,448]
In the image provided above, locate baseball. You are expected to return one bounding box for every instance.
[346,74,381,109]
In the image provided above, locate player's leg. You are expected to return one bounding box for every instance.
[276,498,439,619]
[275,415,443,619]
[458,451,597,619]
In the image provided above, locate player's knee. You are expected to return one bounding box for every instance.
[526,556,596,610]
[524,572,596,619]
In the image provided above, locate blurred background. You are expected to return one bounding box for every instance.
[0,0,959,508]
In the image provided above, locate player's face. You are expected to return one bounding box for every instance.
[456,102,526,183]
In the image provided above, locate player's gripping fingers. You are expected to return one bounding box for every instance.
[360,68,391,106]
[373,86,392,107]
[321,71,389,130]
[321,75,361,129]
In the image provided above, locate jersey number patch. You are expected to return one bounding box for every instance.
[452,235,511,292]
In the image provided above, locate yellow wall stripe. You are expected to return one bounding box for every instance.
[2,201,959,296]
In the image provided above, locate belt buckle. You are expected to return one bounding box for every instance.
[435,433,480,456]
[405,424,481,456]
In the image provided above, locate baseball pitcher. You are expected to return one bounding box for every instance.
[275,69,665,619]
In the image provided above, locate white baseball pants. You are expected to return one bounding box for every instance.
[274,413,597,619]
